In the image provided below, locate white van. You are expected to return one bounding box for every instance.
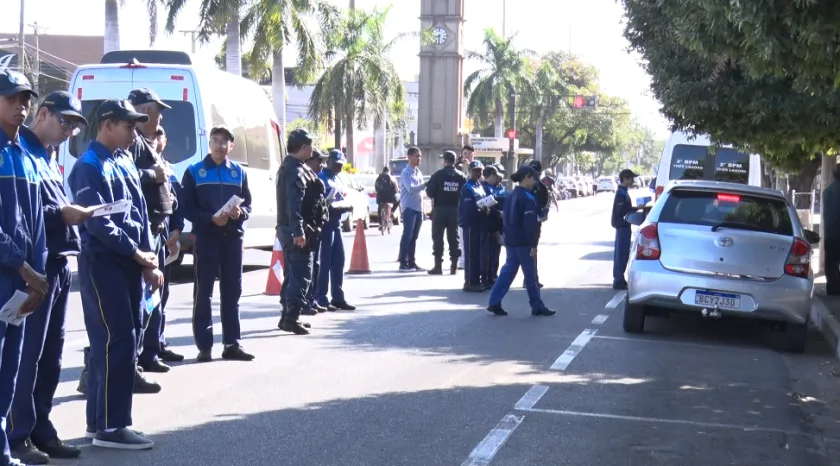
[652,131,762,202]
[59,50,285,261]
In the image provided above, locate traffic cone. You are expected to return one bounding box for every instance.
[265,237,284,295]
[347,219,372,274]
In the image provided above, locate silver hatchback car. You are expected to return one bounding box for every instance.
[623,180,819,352]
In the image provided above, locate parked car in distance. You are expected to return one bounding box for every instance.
[623,180,818,352]
[336,173,372,232]
[560,177,582,197]
[597,176,618,192]
[352,174,401,225]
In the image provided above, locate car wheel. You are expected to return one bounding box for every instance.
[784,319,808,353]
[622,295,646,333]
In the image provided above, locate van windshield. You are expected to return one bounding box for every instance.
[69,99,197,165]
[669,144,750,184]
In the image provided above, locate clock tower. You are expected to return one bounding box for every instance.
[417,0,465,173]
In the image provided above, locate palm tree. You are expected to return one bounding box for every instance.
[104,0,121,53]
[463,29,531,138]
[166,0,245,76]
[308,7,406,165]
[524,60,568,164]
[241,0,339,137]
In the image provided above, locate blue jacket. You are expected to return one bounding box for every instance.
[485,182,508,234]
[503,186,539,248]
[19,127,80,258]
[319,169,347,230]
[611,185,632,229]
[0,130,47,303]
[180,155,252,237]
[459,179,489,228]
[68,141,152,257]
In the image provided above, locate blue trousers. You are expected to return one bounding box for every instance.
[0,312,23,465]
[489,246,545,311]
[613,227,632,285]
[317,227,345,305]
[192,233,243,351]
[462,226,483,286]
[140,231,167,364]
[487,235,501,282]
[306,237,321,307]
[278,228,313,322]
[79,253,143,430]
[398,208,423,266]
[8,258,70,447]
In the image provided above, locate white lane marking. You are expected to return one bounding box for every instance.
[514,385,549,410]
[461,414,524,466]
[605,291,626,309]
[592,335,775,354]
[591,314,609,325]
[516,407,840,441]
[550,328,598,370]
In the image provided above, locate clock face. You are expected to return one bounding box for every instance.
[433,27,448,45]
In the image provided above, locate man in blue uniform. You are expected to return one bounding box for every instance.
[276,129,324,335]
[611,169,639,290]
[526,160,549,289]
[459,161,488,292]
[0,69,49,466]
[304,149,329,314]
[9,91,89,464]
[68,99,161,450]
[487,165,555,317]
[180,125,254,362]
[317,150,356,311]
[482,165,507,286]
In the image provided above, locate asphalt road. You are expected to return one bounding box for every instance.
[49,192,840,465]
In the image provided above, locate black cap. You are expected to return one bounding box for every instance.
[483,165,499,178]
[493,163,506,174]
[288,128,313,148]
[441,150,457,163]
[210,124,235,142]
[96,99,150,124]
[127,88,171,110]
[468,160,484,171]
[41,91,88,127]
[529,160,542,172]
[511,165,538,182]
[619,169,639,180]
[0,69,37,98]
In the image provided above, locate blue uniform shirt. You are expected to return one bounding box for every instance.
[181,154,252,236]
[0,130,47,302]
[68,140,152,257]
[502,186,539,248]
[486,183,508,234]
[611,185,632,229]
[319,169,346,229]
[19,127,81,258]
[459,179,488,228]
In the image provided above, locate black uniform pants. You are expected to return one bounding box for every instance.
[431,206,460,261]
[279,227,313,322]
[826,239,840,294]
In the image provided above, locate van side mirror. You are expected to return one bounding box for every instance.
[624,212,645,226]
[803,229,820,245]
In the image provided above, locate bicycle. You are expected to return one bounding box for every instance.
[378,202,393,235]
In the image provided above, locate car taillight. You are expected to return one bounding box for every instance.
[655,186,664,200]
[368,192,376,198]
[784,238,810,278]
[635,223,661,260]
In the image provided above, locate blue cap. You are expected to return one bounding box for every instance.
[328,149,347,164]
[95,99,150,124]
[0,69,37,98]
[41,91,88,127]
[468,160,484,171]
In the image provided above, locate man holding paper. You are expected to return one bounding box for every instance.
[180,124,254,363]
[67,99,162,450]
[459,161,490,292]
[0,69,49,466]
[8,91,89,463]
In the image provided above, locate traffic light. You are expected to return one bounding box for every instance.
[573,95,597,108]
[506,129,516,140]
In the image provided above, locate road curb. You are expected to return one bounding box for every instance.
[810,297,840,360]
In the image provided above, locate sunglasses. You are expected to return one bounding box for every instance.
[51,111,85,136]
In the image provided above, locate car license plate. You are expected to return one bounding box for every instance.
[694,291,740,309]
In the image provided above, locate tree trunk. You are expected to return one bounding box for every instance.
[345,98,355,165]
[535,114,544,164]
[333,103,342,150]
[788,156,821,209]
[820,154,836,273]
[272,49,286,131]
[225,12,242,77]
[104,0,120,53]
[494,98,503,138]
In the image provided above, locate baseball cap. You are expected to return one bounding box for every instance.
[619,169,639,180]
[95,99,150,124]
[483,165,499,178]
[41,91,88,127]
[511,165,538,182]
[468,160,484,171]
[0,69,37,98]
[328,149,347,164]
[210,124,235,142]
[127,88,172,110]
[529,160,542,172]
[287,128,313,148]
[493,163,506,174]
[309,148,328,160]
[441,150,457,163]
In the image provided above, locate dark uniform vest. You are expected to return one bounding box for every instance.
[276,156,326,249]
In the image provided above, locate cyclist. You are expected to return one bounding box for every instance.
[541,169,560,211]
[375,166,399,234]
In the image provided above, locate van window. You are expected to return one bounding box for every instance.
[244,123,270,170]
[713,148,750,184]
[659,189,793,236]
[69,99,197,165]
[669,144,706,180]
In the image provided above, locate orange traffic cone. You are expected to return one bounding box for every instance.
[265,237,284,295]
[346,219,372,274]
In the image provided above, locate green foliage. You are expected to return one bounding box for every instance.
[287,117,326,143]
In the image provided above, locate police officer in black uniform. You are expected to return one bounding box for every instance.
[425,150,466,275]
[527,160,549,288]
[276,129,325,335]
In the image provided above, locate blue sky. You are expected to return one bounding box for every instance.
[2,0,670,138]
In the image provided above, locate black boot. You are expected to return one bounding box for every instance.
[428,258,443,275]
[450,260,458,275]
[77,346,90,395]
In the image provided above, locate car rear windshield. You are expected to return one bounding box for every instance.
[659,189,794,235]
[69,99,197,164]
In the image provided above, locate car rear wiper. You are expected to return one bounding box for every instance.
[710,221,766,233]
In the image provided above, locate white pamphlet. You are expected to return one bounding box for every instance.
[214,195,245,218]
[0,290,30,326]
[144,285,161,315]
[272,260,284,284]
[164,241,181,266]
[477,195,498,209]
[90,199,132,217]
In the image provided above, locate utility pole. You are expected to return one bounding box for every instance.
[179,30,198,53]
[28,22,41,95]
[18,0,25,73]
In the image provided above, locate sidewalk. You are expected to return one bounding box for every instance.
[813,274,840,360]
